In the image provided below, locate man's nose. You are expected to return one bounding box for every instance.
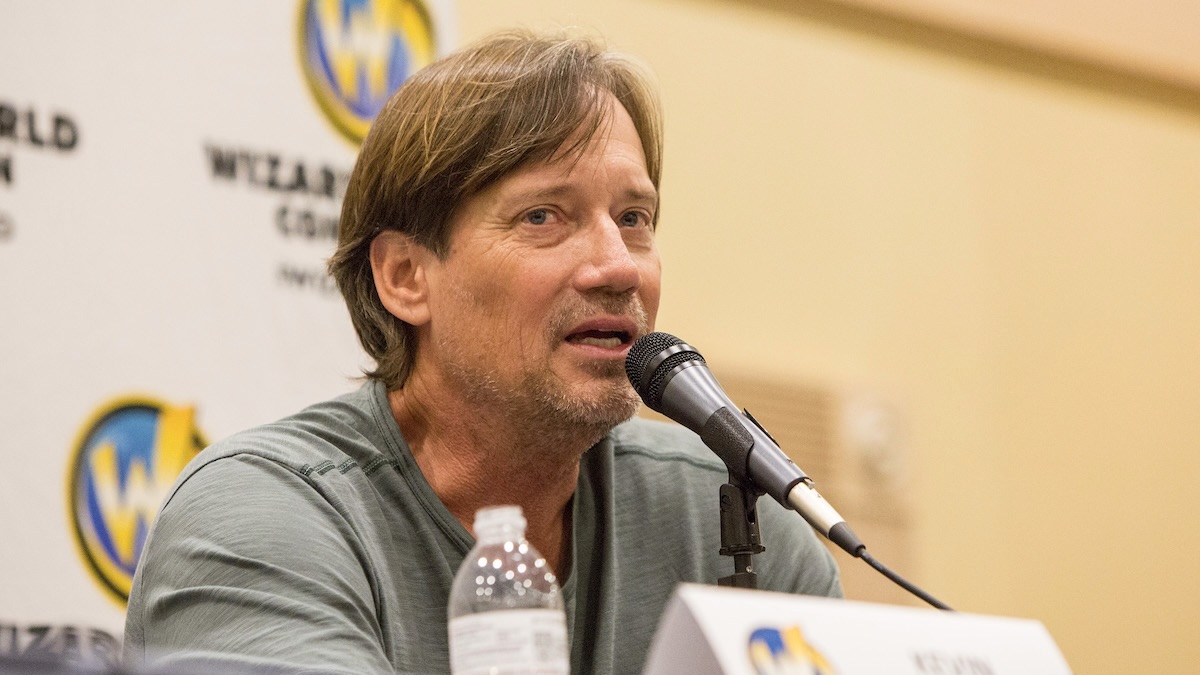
[574,218,642,294]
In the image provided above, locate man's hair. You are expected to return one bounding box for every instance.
[328,30,664,390]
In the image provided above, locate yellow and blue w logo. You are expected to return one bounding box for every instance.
[748,625,837,675]
[299,0,437,144]
[68,397,205,603]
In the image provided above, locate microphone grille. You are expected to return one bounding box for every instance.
[625,332,705,409]
[625,332,683,392]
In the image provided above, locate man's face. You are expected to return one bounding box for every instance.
[420,95,661,435]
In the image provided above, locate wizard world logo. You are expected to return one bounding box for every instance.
[68,397,206,603]
[299,0,438,144]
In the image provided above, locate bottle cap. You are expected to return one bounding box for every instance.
[473,505,527,542]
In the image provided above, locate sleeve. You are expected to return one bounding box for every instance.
[123,454,393,675]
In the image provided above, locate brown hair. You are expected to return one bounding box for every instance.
[329,30,664,389]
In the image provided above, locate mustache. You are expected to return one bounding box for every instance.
[547,292,649,339]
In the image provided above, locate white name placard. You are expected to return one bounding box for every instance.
[643,584,1072,675]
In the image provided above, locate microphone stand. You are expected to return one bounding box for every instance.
[717,473,766,588]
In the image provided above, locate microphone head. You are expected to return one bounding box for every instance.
[625,331,706,411]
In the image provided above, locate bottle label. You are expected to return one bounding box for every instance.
[448,608,570,675]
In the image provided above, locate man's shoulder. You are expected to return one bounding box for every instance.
[608,416,725,474]
[176,382,401,498]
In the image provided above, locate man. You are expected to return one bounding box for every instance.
[124,31,841,674]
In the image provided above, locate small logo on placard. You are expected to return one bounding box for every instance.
[68,396,206,603]
[748,625,836,675]
[298,0,437,144]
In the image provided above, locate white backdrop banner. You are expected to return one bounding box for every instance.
[0,0,456,666]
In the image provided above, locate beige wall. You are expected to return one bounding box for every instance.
[843,0,1200,89]
[458,1,1200,672]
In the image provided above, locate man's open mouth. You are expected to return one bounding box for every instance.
[565,329,633,349]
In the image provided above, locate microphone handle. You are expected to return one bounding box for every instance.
[697,407,806,505]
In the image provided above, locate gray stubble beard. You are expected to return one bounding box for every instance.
[442,292,650,457]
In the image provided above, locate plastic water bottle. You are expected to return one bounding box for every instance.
[448,505,570,675]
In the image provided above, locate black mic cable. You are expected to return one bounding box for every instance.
[626,331,952,611]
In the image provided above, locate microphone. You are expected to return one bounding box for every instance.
[624,332,864,557]
[625,331,954,611]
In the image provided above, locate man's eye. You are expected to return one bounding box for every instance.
[524,209,550,225]
[619,211,648,228]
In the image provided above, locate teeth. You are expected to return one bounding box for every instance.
[576,336,622,348]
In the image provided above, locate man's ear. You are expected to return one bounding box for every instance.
[370,231,433,327]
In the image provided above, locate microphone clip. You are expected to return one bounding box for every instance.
[717,474,765,589]
[701,406,772,589]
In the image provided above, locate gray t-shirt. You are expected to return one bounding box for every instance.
[124,380,841,674]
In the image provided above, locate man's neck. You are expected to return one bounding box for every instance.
[386,378,602,580]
